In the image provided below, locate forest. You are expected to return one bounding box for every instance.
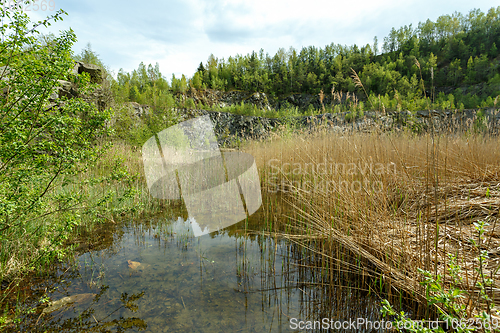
[110,6,500,113]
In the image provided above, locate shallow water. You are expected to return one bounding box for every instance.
[11,203,388,332]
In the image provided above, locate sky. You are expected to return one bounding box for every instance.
[26,0,500,81]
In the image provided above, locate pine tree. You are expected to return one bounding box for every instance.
[191,72,203,90]
[490,42,498,57]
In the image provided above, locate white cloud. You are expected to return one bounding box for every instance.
[22,0,500,82]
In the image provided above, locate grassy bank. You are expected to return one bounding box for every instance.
[0,140,168,322]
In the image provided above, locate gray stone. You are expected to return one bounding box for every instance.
[72,61,103,84]
[56,79,78,99]
[49,91,59,101]
[417,110,430,117]
[127,102,151,117]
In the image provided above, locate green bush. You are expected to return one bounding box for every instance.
[0,1,136,285]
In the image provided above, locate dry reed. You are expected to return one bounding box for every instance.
[242,125,500,317]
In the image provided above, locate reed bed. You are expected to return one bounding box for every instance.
[242,123,500,318]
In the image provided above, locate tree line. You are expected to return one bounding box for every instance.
[112,6,500,111]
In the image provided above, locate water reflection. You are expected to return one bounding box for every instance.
[9,199,388,332]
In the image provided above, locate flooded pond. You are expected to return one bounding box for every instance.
[8,197,389,332]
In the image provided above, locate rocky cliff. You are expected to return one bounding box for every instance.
[48,61,111,111]
[168,107,500,147]
[182,88,347,111]
[1,61,109,110]
[116,85,500,147]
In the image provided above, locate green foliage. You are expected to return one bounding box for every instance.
[112,99,180,146]
[0,1,137,285]
[185,97,196,109]
[109,60,182,145]
[473,109,488,133]
[306,104,316,115]
[1,5,86,239]
[171,74,188,94]
[112,61,170,104]
[109,7,499,116]
[74,42,106,69]
[190,71,203,90]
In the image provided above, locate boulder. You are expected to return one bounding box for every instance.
[246,92,272,111]
[416,110,430,117]
[42,293,96,314]
[72,61,103,84]
[56,79,78,99]
[48,80,78,102]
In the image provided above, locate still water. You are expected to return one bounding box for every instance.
[11,202,386,332]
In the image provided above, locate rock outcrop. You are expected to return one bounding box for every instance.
[185,89,273,110]
[71,61,103,84]
[182,88,352,111]
[168,107,500,146]
[51,79,78,100]
[2,62,106,108]
[172,109,281,146]
[47,62,109,110]
[126,102,151,117]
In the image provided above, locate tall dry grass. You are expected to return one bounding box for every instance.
[242,125,500,317]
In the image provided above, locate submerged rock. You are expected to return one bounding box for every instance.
[127,260,142,270]
[42,293,96,314]
[127,260,150,271]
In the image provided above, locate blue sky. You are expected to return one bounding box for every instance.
[28,0,500,81]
